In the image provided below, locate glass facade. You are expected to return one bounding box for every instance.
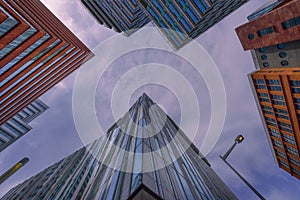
[140,0,248,49]
[0,99,48,152]
[80,0,150,36]
[2,94,237,200]
[81,0,248,49]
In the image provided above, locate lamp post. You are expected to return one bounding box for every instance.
[221,135,244,161]
[220,135,265,200]
[0,157,29,185]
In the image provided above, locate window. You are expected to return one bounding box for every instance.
[266,117,277,127]
[269,86,282,91]
[279,121,292,129]
[261,55,267,60]
[267,80,280,85]
[276,150,286,159]
[263,62,269,67]
[258,92,269,98]
[281,60,289,66]
[294,98,300,110]
[277,43,285,49]
[289,157,300,167]
[262,105,273,111]
[259,47,265,53]
[275,108,288,115]
[279,52,287,58]
[264,110,274,115]
[282,135,296,146]
[257,26,274,37]
[248,34,254,40]
[290,80,300,86]
[260,98,270,103]
[273,139,283,149]
[276,113,289,120]
[270,128,280,138]
[282,16,300,29]
[255,79,267,90]
[279,159,289,169]
[292,88,300,94]
[292,167,300,176]
[271,94,284,100]
[255,79,265,84]
[285,145,299,157]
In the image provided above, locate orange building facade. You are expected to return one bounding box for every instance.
[236,0,300,179]
[251,69,300,179]
[0,0,94,125]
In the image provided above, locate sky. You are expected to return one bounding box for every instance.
[1,0,300,199]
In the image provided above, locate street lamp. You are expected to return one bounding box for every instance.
[221,134,244,161]
[220,135,265,200]
[0,157,29,185]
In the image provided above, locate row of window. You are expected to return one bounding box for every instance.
[262,60,289,68]
[291,167,300,176]
[269,128,296,147]
[254,79,283,91]
[273,139,283,149]
[282,137,296,146]
[248,16,300,39]
[289,156,300,168]
[279,159,289,169]
[272,100,286,106]
[270,128,280,138]
[291,80,300,86]
[282,16,300,29]
[267,79,280,85]
[276,113,289,120]
[276,150,286,159]
[285,145,299,157]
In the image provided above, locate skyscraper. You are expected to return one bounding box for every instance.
[0,0,94,125]
[80,0,151,36]
[0,99,48,152]
[138,0,249,49]
[80,0,249,50]
[2,94,237,200]
[235,0,300,179]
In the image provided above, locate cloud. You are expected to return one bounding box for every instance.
[2,0,300,199]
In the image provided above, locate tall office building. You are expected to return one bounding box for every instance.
[0,99,48,152]
[80,0,151,36]
[235,0,300,179]
[2,94,237,200]
[80,0,249,49]
[138,0,249,49]
[0,0,94,125]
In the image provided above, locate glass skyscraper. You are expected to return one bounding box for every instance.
[2,94,237,200]
[138,0,249,49]
[0,99,48,152]
[80,0,151,36]
[80,0,249,49]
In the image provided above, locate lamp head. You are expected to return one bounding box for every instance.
[235,135,244,143]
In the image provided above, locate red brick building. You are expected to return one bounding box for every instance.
[0,0,94,125]
[236,0,300,50]
[236,0,300,179]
